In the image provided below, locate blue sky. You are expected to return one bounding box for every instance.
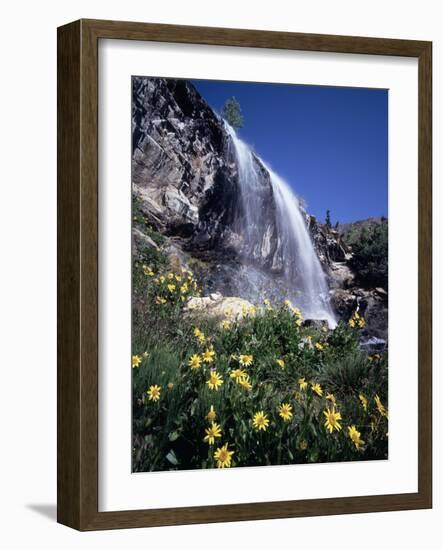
[191,79,388,224]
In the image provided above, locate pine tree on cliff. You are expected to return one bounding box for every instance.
[325,209,332,230]
[222,97,244,130]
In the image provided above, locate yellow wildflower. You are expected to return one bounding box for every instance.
[155,296,167,304]
[239,354,253,366]
[326,393,336,405]
[315,342,324,351]
[230,368,248,383]
[146,385,161,402]
[252,411,270,431]
[348,311,366,328]
[238,375,252,391]
[214,443,234,468]
[202,348,216,363]
[142,351,149,358]
[298,377,308,391]
[323,406,342,433]
[167,283,176,293]
[374,394,388,417]
[279,403,293,422]
[206,405,216,422]
[276,358,285,369]
[263,298,270,307]
[159,275,165,283]
[193,327,206,343]
[188,354,202,370]
[220,319,231,330]
[348,425,365,450]
[359,393,368,412]
[206,369,223,391]
[295,318,302,327]
[132,355,142,368]
[311,382,323,397]
[203,422,222,445]
[180,282,189,294]
[142,265,155,277]
[175,274,182,282]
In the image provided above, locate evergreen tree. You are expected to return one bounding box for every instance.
[325,209,332,230]
[222,97,244,130]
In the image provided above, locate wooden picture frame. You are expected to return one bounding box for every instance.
[57,18,432,530]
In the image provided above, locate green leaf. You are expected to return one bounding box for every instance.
[168,431,179,442]
[308,449,319,463]
[166,449,179,466]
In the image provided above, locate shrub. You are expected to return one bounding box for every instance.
[345,219,388,289]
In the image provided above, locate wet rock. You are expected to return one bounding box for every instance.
[302,319,330,330]
[329,261,355,289]
[359,337,387,353]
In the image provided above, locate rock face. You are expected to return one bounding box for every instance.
[133,78,228,237]
[330,282,388,342]
[132,77,282,273]
[308,218,349,265]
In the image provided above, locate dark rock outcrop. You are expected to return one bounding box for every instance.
[132,77,280,272]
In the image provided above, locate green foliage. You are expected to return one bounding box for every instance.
[344,219,388,289]
[222,96,244,130]
[132,282,389,471]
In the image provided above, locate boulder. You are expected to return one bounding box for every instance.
[183,293,255,321]
[330,288,358,319]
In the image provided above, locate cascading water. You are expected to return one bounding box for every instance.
[225,122,337,327]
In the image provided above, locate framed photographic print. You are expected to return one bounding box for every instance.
[57,19,432,530]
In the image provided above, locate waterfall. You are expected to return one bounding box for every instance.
[225,122,337,327]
